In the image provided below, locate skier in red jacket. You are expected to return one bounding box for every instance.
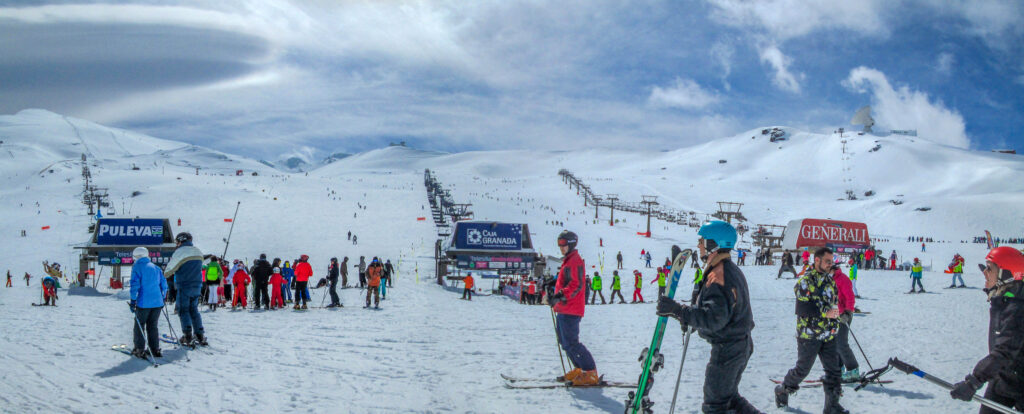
[269,267,286,309]
[293,255,313,309]
[232,266,250,309]
[551,230,599,386]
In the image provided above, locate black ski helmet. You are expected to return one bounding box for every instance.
[175,232,192,244]
[557,230,578,252]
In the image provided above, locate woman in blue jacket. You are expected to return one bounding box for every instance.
[281,261,295,303]
[130,247,168,358]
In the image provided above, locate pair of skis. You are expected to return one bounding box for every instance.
[501,373,635,389]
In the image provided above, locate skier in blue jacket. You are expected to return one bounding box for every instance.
[164,232,208,346]
[281,261,295,303]
[129,247,168,358]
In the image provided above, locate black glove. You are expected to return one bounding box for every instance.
[656,296,686,320]
[550,291,565,304]
[950,374,983,401]
[128,300,136,313]
[840,311,853,325]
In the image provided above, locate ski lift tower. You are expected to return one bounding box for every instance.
[448,203,474,223]
[752,224,787,250]
[713,201,746,224]
[606,194,618,226]
[640,195,659,237]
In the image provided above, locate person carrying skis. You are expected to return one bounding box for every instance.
[326,257,341,307]
[590,271,605,305]
[617,251,623,269]
[281,261,294,303]
[632,270,644,303]
[909,258,925,293]
[41,274,57,306]
[551,230,599,386]
[833,264,860,382]
[128,247,167,359]
[251,254,273,310]
[949,246,1024,412]
[775,247,847,414]
[610,270,626,304]
[293,255,312,310]
[650,266,667,297]
[657,220,758,414]
[269,267,286,309]
[778,251,798,279]
[232,264,250,309]
[164,232,208,347]
[950,254,966,288]
[461,272,474,301]
[366,258,383,308]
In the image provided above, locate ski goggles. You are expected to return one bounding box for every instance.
[557,239,571,247]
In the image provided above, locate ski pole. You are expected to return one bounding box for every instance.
[131,306,159,367]
[320,284,329,308]
[668,326,693,414]
[842,320,875,371]
[161,305,190,362]
[888,358,1023,414]
[549,307,568,376]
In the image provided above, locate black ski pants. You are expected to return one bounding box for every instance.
[782,337,842,392]
[328,277,340,305]
[980,377,1024,414]
[462,288,472,300]
[702,335,758,414]
[611,289,626,303]
[590,290,606,304]
[359,272,366,288]
[133,307,161,352]
[294,281,308,305]
[166,278,176,304]
[777,265,797,279]
[253,282,270,308]
[658,286,666,297]
[836,321,860,372]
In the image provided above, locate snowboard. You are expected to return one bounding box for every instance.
[625,246,693,414]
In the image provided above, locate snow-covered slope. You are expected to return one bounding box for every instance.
[0,111,1021,413]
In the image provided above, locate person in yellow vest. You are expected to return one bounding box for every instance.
[204,257,221,310]
[461,273,474,301]
[909,258,925,293]
[610,271,625,304]
[650,266,668,297]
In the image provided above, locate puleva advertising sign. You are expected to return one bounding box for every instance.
[95,218,166,246]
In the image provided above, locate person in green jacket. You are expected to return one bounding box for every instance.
[849,262,860,298]
[650,266,667,297]
[610,270,625,304]
[590,271,606,304]
[909,258,925,293]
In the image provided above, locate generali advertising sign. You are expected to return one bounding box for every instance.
[782,219,870,250]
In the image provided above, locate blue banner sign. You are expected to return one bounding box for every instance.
[95,218,166,246]
[454,222,524,251]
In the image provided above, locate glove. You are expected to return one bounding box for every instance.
[550,291,565,304]
[656,296,686,321]
[840,311,853,325]
[128,300,136,312]
[950,374,983,401]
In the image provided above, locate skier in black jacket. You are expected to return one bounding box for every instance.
[950,247,1024,413]
[657,220,758,414]
[326,257,341,307]
[251,254,273,309]
[777,251,797,279]
[385,259,395,287]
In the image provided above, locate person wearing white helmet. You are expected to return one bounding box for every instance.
[128,247,167,359]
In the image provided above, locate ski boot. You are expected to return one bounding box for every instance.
[774,384,796,408]
[196,333,209,347]
[842,368,860,383]
[131,348,150,359]
[293,304,300,310]
[824,387,849,414]
[301,304,308,310]
[151,348,162,358]
[180,331,194,347]
[572,370,600,386]
[558,367,582,382]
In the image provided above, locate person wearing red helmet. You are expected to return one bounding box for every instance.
[293,255,313,310]
[949,247,1024,412]
[550,230,598,386]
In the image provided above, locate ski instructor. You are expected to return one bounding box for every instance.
[164,232,209,347]
[656,220,758,414]
[551,230,599,386]
[949,246,1024,412]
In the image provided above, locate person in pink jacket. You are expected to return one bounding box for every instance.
[832,265,860,382]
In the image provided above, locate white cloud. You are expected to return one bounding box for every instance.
[706,0,889,41]
[936,52,955,76]
[710,42,734,90]
[844,66,969,148]
[648,78,720,109]
[759,46,803,93]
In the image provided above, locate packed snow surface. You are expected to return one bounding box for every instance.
[1,110,1021,413]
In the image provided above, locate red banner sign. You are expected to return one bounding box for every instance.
[782,219,870,250]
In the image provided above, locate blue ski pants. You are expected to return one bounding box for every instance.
[951,273,964,286]
[555,313,596,371]
[176,294,205,335]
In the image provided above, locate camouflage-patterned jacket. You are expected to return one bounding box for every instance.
[794,268,839,341]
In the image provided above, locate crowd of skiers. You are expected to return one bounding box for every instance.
[537,221,1024,414]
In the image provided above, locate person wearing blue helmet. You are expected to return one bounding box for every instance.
[657,220,758,414]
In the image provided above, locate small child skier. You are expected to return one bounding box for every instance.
[269,267,285,309]
[909,258,925,293]
[281,261,294,304]
[232,265,250,309]
[632,270,644,303]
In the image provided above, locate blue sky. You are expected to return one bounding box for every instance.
[0,1,1021,162]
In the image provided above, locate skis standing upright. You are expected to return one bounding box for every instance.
[625,246,693,414]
